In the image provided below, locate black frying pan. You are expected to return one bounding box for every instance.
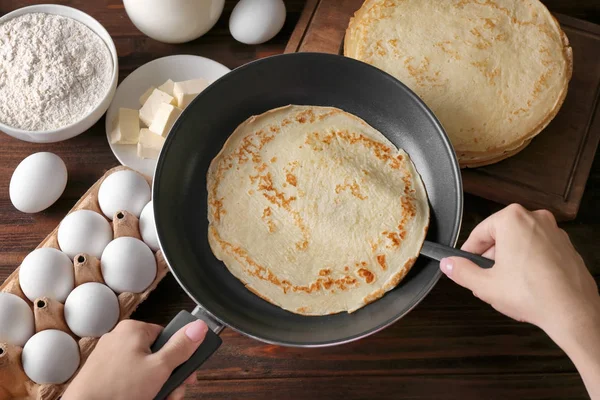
[150,53,471,399]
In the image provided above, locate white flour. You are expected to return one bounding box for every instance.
[0,13,113,131]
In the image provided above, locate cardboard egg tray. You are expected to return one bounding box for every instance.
[0,166,169,400]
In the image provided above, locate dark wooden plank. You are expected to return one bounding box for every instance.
[186,374,589,400]
[284,0,320,53]
[296,0,362,53]
[542,0,600,24]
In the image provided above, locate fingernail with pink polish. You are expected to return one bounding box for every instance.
[185,320,208,342]
[440,258,453,276]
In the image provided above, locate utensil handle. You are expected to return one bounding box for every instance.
[151,310,223,400]
[421,240,494,269]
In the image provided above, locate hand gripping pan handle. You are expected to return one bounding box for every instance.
[421,240,495,269]
[150,307,224,400]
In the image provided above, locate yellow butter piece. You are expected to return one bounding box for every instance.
[173,78,209,108]
[139,89,176,126]
[158,79,175,96]
[139,86,156,106]
[110,108,140,144]
[137,128,165,159]
[149,103,182,137]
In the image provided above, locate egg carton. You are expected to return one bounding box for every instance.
[0,166,169,400]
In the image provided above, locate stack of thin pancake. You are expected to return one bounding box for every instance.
[207,105,429,315]
[345,0,572,167]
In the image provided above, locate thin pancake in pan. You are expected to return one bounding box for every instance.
[207,105,429,315]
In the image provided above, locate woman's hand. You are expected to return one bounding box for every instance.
[441,204,600,398]
[62,319,208,400]
[440,204,599,335]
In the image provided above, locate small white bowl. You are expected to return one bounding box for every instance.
[0,5,118,143]
[123,0,225,44]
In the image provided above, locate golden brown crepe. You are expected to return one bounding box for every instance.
[345,0,572,167]
[207,105,429,315]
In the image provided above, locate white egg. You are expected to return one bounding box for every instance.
[19,248,74,303]
[229,0,286,45]
[0,292,35,346]
[139,201,159,252]
[101,237,157,294]
[98,170,151,220]
[10,152,68,213]
[64,282,119,338]
[22,329,80,384]
[58,210,113,259]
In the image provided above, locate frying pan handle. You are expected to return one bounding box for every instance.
[421,240,494,269]
[151,309,223,400]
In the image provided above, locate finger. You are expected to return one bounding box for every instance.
[482,245,495,260]
[131,322,163,348]
[462,204,526,254]
[152,320,208,371]
[558,228,573,246]
[113,320,163,347]
[532,209,557,227]
[183,372,197,386]
[115,319,162,336]
[461,214,500,255]
[166,385,186,400]
[138,323,164,347]
[440,257,493,294]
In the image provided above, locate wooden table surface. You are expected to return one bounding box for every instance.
[1,1,599,399]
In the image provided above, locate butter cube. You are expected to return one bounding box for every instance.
[139,89,176,126]
[137,128,165,160]
[110,108,140,144]
[149,103,182,137]
[139,86,155,106]
[173,78,209,108]
[158,79,175,96]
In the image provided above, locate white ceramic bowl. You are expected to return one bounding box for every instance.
[123,0,225,44]
[0,5,118,143]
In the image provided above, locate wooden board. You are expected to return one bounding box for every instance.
[285,0,600,220]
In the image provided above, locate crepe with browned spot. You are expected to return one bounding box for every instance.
[207,105,429,315]
[345,0,572,167]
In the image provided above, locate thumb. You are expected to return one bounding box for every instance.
[440,257,492,294]
[154,320,208,371]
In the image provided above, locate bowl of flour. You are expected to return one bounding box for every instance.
[0,5,118,143]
